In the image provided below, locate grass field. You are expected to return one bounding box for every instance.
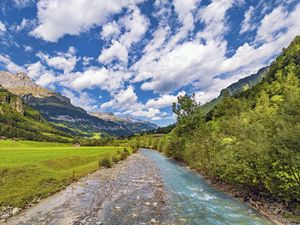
[0,140,128,208]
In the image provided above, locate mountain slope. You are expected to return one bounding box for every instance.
[0,71,54,97]
[22,94,132,137]
[0,72,133,137]
[91,112,159,133]
[0,86,71,142]
[200,66,269,114]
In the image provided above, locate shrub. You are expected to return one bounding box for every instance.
[112,155,120,164]
[99,156,113,168]
[120,148,130,160]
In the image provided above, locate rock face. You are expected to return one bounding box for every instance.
[90,112,124,122]
[0,89,24,114]
[0,71,53,98]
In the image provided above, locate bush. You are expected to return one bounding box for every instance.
[99,156,113,168]
[120,148,130,160]
[112,155,120,164]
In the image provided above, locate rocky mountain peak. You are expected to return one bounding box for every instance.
[0,71,54,98]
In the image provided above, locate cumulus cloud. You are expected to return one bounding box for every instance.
[2,0,300,123]
[30,0,143,42]
[98,6,148,65]
[146,91,186,109]
[69,67,132,92]
[101,21,120,40]
[61,89,98,112]
[100,86,138,110]
[37,47,79,73]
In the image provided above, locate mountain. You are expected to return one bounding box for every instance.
[90,112,159,133]
[0,71,54,97]
[23,94,132,137]
[0,86,71,142]
[200,66,269,114]
[90,112,124,122]
[0,72,132,137]
[221,66,268,96]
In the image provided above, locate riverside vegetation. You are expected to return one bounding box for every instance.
[128,36,300,220]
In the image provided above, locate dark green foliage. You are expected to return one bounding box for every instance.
[120,148,130,160]
[135,36,300,210]
[0,88,71,142]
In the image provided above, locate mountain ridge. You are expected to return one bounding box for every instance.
[0,71,158,137]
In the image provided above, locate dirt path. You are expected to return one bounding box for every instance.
[4,153,169,225]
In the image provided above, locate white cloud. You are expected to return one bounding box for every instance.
[15,18,34,32]
[13,0,33,8]
[196,0,233,41]
[256,5,291,43]
[99,41,128,65]
[70,67,132,92]
[134,40,226,93]
[146,91,186,109]
[98,6,148,65]
[240,6,255,34]
[24,45,33,52]
[37,47,78,73]
[101,21,120,40]
[100,86,138,110]
[26,61,44,79]
[61,89,98,112]
[31,0,143,42]
[173,0,197,29]
[0,55,25,73]
[25,61,57,88]
[82,56,93,66]
[0,21,6,33]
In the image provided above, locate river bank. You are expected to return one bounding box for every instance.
[175,159,299,225]
[200,175,300,225]
[2,153,169,225]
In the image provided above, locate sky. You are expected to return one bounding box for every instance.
[0,0,299,126]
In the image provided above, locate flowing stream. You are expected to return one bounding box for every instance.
[140,148,274,225]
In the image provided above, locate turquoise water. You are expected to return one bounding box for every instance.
[140,149,274,225]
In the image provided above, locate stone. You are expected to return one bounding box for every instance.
[0,219,7,223]
[114,206,121,210]
[132,213,137,218]
[12,207,19,215]
[150,218,157,223]
[179,218,187,222]
[1,213,10,219]
[152,202,158,207]
[145,202,151,206]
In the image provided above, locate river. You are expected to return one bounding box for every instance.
[4,149,275,225]
[140,148,274,225]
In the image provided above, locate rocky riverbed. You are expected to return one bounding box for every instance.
[2,153,170,225]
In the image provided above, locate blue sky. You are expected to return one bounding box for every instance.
[0,0,299,126]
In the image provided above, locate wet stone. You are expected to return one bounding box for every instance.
[4,153,169,225]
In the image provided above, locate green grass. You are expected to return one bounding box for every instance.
[0,140,128,208]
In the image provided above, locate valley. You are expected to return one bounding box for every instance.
[0,1,299,224]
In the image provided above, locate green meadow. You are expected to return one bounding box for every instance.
[0,140,127,208]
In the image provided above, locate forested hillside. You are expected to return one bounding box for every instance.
[133,36,300,213]
[0,87,71,142]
